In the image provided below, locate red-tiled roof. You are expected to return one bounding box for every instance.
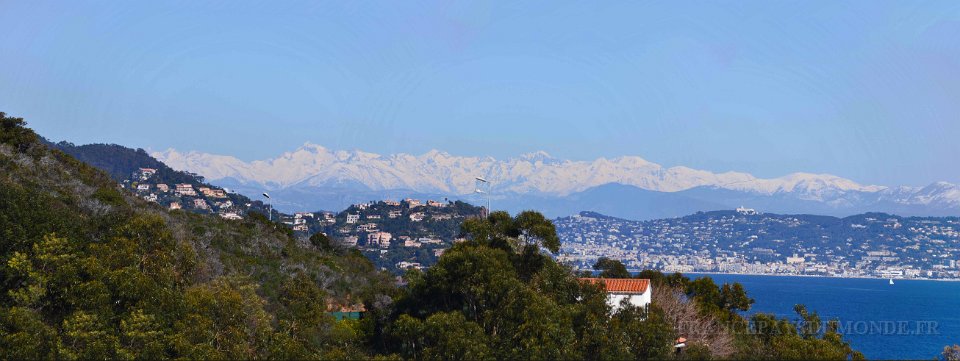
[579,278,650,294]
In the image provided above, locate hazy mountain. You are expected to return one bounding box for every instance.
[154,144,960,219]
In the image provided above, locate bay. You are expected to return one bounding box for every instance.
[686,273,960,360]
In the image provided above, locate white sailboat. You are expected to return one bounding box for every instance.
[889,278,894,285]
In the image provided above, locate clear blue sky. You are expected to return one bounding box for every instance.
[2,1,959,186]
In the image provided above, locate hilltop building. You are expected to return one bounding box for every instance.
[736,206,759,215]
[346,214,360,224]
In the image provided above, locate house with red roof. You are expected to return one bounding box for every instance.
[579,278,652,313]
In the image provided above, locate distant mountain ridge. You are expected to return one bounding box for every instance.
[154,144,886,197]
[154,144,960,219]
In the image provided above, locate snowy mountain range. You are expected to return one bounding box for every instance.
[153,143,960,219]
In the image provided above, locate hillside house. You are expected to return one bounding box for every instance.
[327,302,366,321]
[220,212,243,220]
[202,188,227,198]
[384,200,401,206]
[357,223,378,232]
[388,210,403,219]
[736,206,759,215]
[366,214,382,220]
[346,214,360,224]
[418,237,442,245]
[367,231,393,248]
[397,261,422,270]
[136,184,150,191]
[579,278,652,313]
[193,199,209,210]
[409,212,425,222]
[169,202,181,210]
[138,168,157,180]
[340,235,359,247]
[405,199,422,208]
[427,200,446,207]
[175,184,197,196]
[156,184,169,192]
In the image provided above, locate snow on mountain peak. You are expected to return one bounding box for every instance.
[154,144,893,200]
[519,151,554,162]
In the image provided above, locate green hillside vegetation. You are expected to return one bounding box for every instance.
[0,113,393,359]
[1,112,862,359]
[45,140,201,186]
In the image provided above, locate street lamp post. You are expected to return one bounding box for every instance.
[475,177,490,216]
[262,192,272,221]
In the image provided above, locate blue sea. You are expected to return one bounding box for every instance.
[685,273,960,360]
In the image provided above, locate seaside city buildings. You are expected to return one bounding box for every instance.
[556,211,960,280]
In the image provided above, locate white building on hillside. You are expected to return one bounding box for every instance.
[736,206,758,215]
[579,278,652,313]
[346,214,360,224]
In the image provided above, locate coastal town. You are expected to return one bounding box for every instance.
[555,208,960,280]
[125,166,960,279]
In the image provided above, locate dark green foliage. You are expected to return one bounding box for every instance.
[48,141,200,185]
[594,256,631,278]
[387,211,679,360]
[310,232,336,252]
[0,112,392,359]
[0,112,37,152]
[745,306,864,360]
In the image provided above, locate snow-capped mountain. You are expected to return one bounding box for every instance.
[153,144,960,219]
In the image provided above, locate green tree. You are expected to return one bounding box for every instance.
[309,232,336,252]
[59,311,120,360]
[118,309,168,360]
[593,257,631,278]
[610,304,675,360]
[745,305,863,360]
[170,278,274,359]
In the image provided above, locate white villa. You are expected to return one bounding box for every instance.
[579,278,652,313]
[345,214,360,224]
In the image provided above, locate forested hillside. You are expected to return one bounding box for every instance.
[1,112,863,359]
[0,113,394,359]
[45,140,201,186]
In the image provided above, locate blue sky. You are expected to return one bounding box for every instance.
[1,1,959,186]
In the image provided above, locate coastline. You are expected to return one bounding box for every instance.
[621,270,960,282]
